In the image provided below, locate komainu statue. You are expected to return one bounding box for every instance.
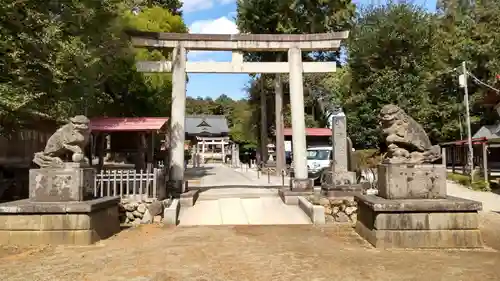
[33,115,91,168]
[379,104,441,164]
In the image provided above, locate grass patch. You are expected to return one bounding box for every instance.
[447,171,491,192]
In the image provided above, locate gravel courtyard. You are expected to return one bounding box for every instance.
[0,212,499,281]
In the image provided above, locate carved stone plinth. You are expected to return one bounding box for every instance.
[29,164,94,202]
[378,163,446,199]
[354,194,483,248]
[0,197,120,245]
[320,170,365,196]
[290,178,313,191]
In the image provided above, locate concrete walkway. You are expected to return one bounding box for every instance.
[180,164,308,226]
[447,180,500,212]
[178,197,311,226]
[186,163,289,187]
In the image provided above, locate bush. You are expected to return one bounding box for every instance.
[447,171,491,192]
[351,149,382,171]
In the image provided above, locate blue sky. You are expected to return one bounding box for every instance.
[181,0,437,100]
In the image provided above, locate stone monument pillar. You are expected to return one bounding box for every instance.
[0,116,120,246]
[354,105,483,249]
[321,108,361,197]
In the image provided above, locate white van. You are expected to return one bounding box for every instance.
[306,146,333,181]
[289,145,355,183]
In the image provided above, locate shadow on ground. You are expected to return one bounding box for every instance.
[184,166,215,180]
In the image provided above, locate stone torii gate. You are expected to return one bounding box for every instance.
[128,31,349,192]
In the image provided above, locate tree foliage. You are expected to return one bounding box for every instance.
[327,2,500,149]
[0,1,187,130]
[236,0,500,150]
[236,0,356,144]
[0,0,125,122]
[146,0,183,16]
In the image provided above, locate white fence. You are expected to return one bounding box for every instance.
[94,168,166,200]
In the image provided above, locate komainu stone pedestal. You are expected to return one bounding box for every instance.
[378,164,446,199]
[0,197,120,245]
[29,165,94,202]
[354,194,483,248]
[0,164,121,246]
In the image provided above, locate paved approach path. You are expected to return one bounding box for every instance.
[178,197,311,226]
[180,164,307,226]
[447,180,500,212]
[186,163,289,187]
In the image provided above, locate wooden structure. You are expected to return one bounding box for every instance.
[440,137,500,181]
[89,117,171,201]
[89,117,169,172]
[0,111,59,201]
[184,115,231,164]
[94,168,166,201]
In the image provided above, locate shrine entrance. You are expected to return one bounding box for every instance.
[128,31,349,193]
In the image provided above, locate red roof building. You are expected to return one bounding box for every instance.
[283,128,331,136]
[90,117,169,132]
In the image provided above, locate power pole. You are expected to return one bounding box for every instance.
[460,61,474,179]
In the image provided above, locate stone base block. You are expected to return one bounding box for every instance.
[321,183,366,197]
[0,197,120,246]
[279,188,314,205]
[354,194,483,248]
[177,189,200,207]
[163,199,180,225]
[355,222,483,248]
[320,170,357,187]
[298,196,325,224]
[377,163,446,199]
[29,166,94,202]
[289,178,313,191]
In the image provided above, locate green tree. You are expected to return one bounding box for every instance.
[147,0,183,16]
[236,0,356,146]
[338,2,500,149]
[99,6,187,117]
[0,1,188,132]
[0,0,126,124]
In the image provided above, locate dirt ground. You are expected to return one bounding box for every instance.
[0,213,500,281]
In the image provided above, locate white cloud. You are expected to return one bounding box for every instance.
[182,0,235,13]
[189,16,239,34]
[188,16,239,58]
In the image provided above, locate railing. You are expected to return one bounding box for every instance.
[94,168,166,201]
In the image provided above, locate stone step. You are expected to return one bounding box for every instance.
[198,192,279,200]
[197,188,279,200]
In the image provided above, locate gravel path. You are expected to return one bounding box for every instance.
[0,217,499,281]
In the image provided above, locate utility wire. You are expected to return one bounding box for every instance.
[467,71,500,93]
